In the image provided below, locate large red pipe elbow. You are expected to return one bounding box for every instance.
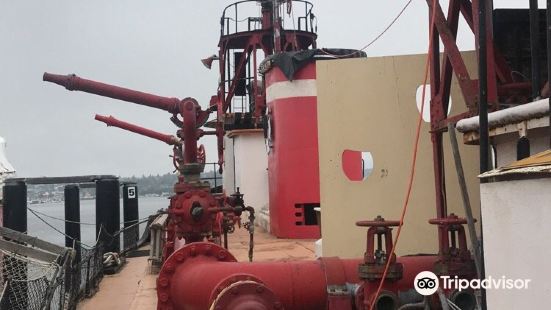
[157,242,438,310]
[158,242,360,310]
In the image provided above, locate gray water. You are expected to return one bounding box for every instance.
[26,196,169,247]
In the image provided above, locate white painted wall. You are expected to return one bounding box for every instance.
[493,134,518,168]
[225,131,269,213]
[481,178,551,309]
[493,127,550,168]
[222,136,235,194]
[529,128,551,155]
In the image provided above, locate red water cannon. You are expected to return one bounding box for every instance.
[95,114,182,146]
[43,73,213,166]
[43,72,251,259]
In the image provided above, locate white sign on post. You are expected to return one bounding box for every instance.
[128,186,136,199]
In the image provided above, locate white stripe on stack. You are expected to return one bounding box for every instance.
[266,79,317,102]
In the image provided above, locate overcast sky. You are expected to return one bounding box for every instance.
[0,0,539,178]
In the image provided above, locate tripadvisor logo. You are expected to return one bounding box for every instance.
[414,271,531,295]
[414,271,439,295]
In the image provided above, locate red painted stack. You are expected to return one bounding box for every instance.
[265,62,320,238]
[265,61,365,239]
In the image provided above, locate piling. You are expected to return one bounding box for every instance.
[64,184,82,261]
[122,183,139,250]
[96,178,120,253]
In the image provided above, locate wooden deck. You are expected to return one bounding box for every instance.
[77,227,316,310]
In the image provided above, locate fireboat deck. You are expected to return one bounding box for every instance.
[77,228,316,310]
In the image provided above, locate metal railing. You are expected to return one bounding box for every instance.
[221,0,316,36]
[200,162,223,190]
[0,227,74,310]
[0,213,155,310]
[149,214,169,267]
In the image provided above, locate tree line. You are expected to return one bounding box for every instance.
[122,170,221,196]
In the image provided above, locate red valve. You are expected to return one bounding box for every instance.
[429,213,476,277]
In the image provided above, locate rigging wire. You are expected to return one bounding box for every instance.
[28,207,95,226]
[28,207,152,249]
[28,208,93,248]
[28,207,150,226]
[226,16,252,23]
[320,0,414,58]
[367,0,438,309]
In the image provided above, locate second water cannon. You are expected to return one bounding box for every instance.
[43,72,214,167]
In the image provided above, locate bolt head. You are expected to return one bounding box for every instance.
[159,277,169,287]
[165,263,175,273]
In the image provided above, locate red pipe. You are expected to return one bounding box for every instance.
[180,99,198,164]
[43,72,181,113]
[157,242,438,310]
[44,72,202,166]
[95,114,181,145]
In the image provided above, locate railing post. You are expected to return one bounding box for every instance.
[529,0,541,99]
[214,163,218,188]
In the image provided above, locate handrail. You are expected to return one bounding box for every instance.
[221,0,315,36]
[200,162,223,189]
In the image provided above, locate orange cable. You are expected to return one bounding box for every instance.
[367,1,438,309]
